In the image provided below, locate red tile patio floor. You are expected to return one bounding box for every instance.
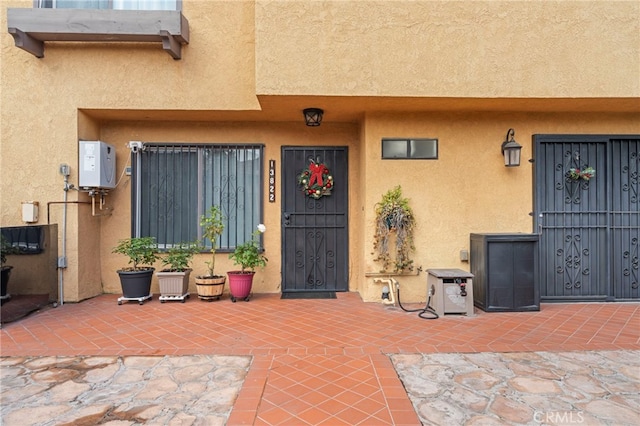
[1,292,639,425]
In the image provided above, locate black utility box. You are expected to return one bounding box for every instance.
[470,233,539,312]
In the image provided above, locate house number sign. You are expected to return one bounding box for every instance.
[269,160,276,203]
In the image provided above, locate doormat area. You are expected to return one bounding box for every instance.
[281,292,337,300]
[1,294,51,324]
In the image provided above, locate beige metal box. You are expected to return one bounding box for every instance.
[427,269,475,316]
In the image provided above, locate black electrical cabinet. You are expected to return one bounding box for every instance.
[470,233,539,312]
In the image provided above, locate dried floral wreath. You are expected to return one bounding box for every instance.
[567,166,596,181]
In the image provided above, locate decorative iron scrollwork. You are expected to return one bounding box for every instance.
[624,237,639,289]
[303,230,332,289]
[557,233,591,290]
[622,151,639,203]
[305,198,324,209]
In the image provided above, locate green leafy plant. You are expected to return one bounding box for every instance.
[160,242,201,272]
[1,234,16,268]
[229,224,268,272]
[200,206,225,277]
[373,186,416,273]
[112,237,159,271]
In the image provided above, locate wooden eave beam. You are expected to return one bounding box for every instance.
[8,28,44,58]
[7,8,189,59]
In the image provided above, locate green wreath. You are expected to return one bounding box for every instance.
[298,160,333,199]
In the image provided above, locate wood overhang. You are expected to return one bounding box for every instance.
[7,8,189,59]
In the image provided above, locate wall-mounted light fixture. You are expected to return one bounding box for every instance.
[303,108,323,126]
[501,128,522,167]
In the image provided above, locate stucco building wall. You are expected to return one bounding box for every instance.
[1,0,639,303]
[86,111,640,302]
[360,111,640,301]
[95,121,362,297]
[255,0,639,98]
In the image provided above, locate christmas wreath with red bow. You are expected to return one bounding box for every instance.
[298,160,333,199]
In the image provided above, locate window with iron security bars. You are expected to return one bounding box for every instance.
[131,143,264,251]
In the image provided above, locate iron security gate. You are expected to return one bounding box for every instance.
[281,147,349,294]
[534,135,639,301]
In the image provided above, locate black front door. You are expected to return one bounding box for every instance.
[534,135,640,301]
[281,147,349,293]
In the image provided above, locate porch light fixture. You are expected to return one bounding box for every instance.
[303,108,324,126]
[501,128,522,167]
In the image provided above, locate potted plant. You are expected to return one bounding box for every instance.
[1,234,15,303]
[112,236,159,305]
[227,224,268,302]
[157,242,200,303]
[373,186,416,273]
[194,206,227,301]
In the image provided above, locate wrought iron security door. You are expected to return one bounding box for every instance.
[281,147,349,294]
[535,135,639,301]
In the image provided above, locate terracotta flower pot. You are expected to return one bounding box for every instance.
[227,271,254,302]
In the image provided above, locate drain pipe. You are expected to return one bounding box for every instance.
[48,199,92,306]
[52,164,96,306]
[59,164,71,306]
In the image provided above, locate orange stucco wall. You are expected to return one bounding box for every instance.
[97,121,361,296]
[359,111,640,302]
[1,0,639,303]
[255,0,639,97]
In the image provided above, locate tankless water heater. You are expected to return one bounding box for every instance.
[79,141,117,189]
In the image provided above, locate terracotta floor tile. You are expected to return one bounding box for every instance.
[362,412,394,425]
[280,398,314,416]
[386,396,417,412]
[389,409,423,425]
[316,382,348,399]
[336,389,369,406]
[333,406,372,425]
[297,407,337,425]
[317,418,352,426]
[300,390,332,408]
[262,389,294,407]
[351,380,380,397]
[255,405,293,426]
[226,409,258,426]
[316,398,349,416]
[1,293,639,425]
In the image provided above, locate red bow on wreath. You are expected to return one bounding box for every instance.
[309,161,328,187]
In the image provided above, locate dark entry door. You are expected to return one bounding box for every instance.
[281,147,349,293]
[534,135,639,301]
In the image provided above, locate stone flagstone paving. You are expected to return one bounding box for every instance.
[1,350,639,425]
[391,350,640,426]
[0,355,251,425]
